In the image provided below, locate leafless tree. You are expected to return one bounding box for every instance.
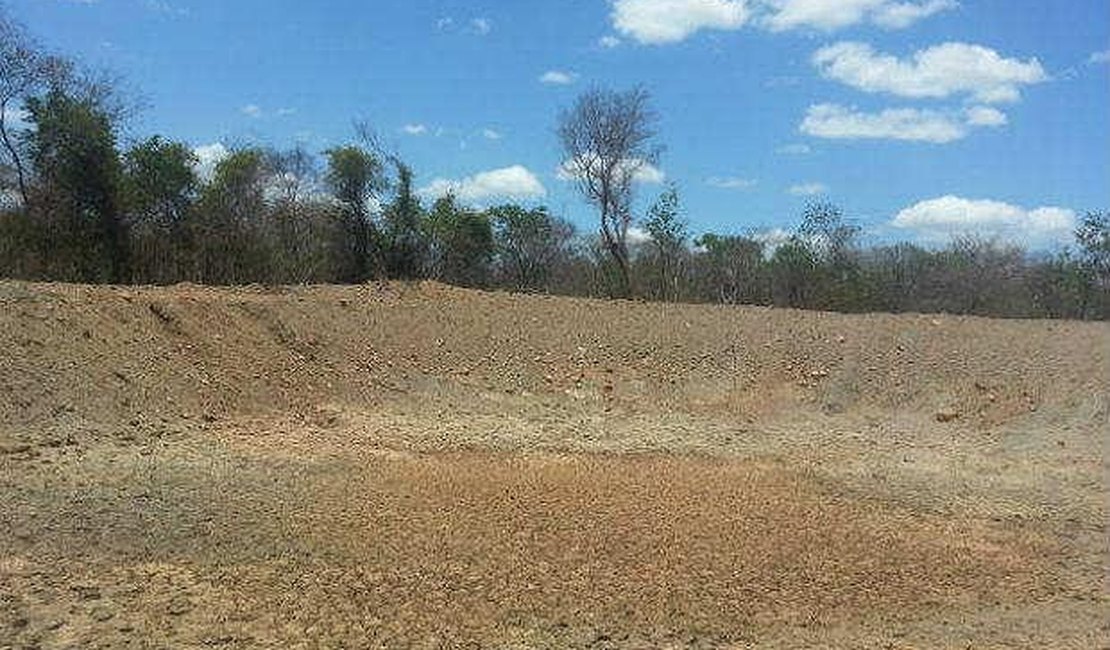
[0,10,49,208]
[558,86,659,295]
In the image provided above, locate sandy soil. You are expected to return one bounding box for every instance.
[1,281,1107,648]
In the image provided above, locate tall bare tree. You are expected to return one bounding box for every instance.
[0,10,50,208]
[558,86,659,295]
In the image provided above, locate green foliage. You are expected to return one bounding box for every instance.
[768,237,818,309]
[488,203,574,292]
[324,145,386,218]
[693,234,766,304]
[643,185,686,251]
[1076,211,1109,285]
[0,11,1104,319]
[324,145,387,282]
[123,136,198,226]
[25,89,128,282]
[426,194,495,287]
[381,161,427,280]
[640,184,688,301]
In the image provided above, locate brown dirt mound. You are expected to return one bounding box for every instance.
[1,280,1105,436]
[1,281,1107,648]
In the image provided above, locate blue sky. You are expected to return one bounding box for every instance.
[8,0,1110,248]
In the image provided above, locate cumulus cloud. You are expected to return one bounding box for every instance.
[892,195,1077,246]
[401,124,428,135]
[481,128,502,140]
[788,182,828,196]
[599,35,622,48]
[540,70,578,85]
[707,176,757,189]
[800,103,1013,143]
[609,0,953,44]
[813,41,1047,104]
[800,103,970,143]
[632,162,666,184]
[612,0,750,45]
[241,104,263,118]
[762,0,955,32]
[1089,49,1110,65]
[420,165,547,203]
[964,105,1007,127]
[558,157,666,185]
[627,226,654,245]
[192,143,230,180]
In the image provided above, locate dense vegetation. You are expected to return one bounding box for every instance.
[1,9,1107,319]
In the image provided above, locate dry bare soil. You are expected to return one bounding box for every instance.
[1,281,1107,649]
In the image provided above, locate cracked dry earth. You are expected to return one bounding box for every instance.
[1,281,1107,648]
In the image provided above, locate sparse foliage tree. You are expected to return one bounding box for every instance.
[693,233,766,305]
[381,160,427,279]
[1,9,53,208]
[641,184,687,301]
[558,86,660,296]
[489,203,574,292]
[1076,211,1109,286]
[324,145,387,282]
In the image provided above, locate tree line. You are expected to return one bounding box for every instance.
[1,8,1107,319]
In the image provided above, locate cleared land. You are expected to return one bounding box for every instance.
[1,281,1107,648]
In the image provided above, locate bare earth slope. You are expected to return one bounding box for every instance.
[1,281,1107,648]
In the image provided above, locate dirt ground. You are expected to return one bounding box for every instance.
[1,281,1107,648]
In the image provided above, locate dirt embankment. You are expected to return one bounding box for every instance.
[1,281,1107,649]
[2,280,1105,438]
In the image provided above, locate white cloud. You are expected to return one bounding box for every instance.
[869,0,955,28]
[540,70,578,85]
[558,156,665,185]
[801,103,968,143]
[1089,49,1110,65]
[612,0,750,45]
[275,107,297,117]
[762,0,954,32]
[627,226,654,245]
[776,142,812,155]
[813,41,1047,104]
[965,105,1007,127]
[470,17,492,35]
[599,35,622,48]
[707,176,757,189]
[481,128,502,140]
[892,196,1077,246]
[2,108,29,129]
[752,227,792,252]
[401,124,428,136]
[609,0,953,44]
[420,165,547,203]
[789,182,828,196]
[241,104,263,118]
[192,143,230,180]
[633,162,666,184]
